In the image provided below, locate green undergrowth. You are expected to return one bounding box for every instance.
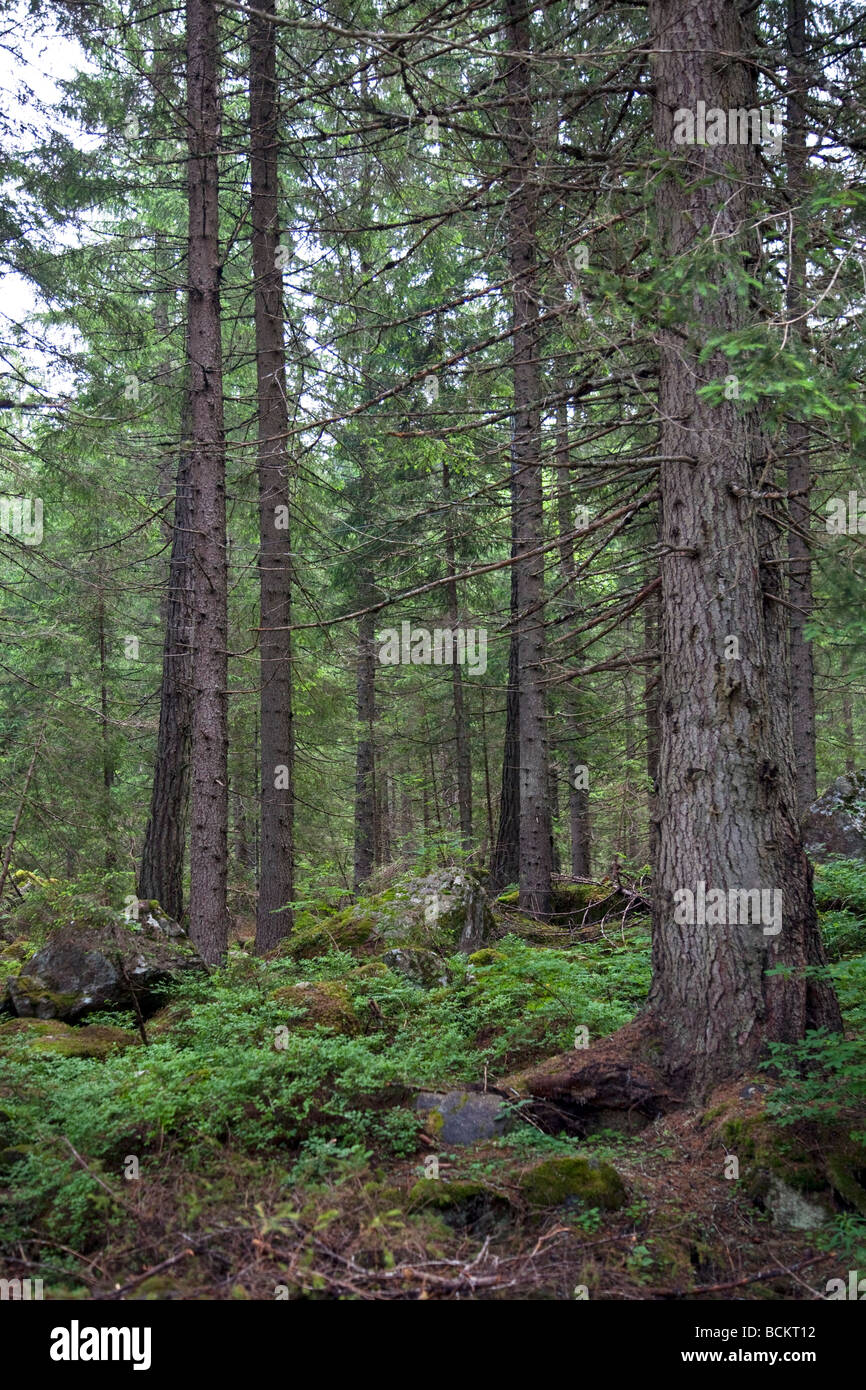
[4,863,866,1287]
[0,919,651,1255]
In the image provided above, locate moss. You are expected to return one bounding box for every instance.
[6,975,79,1015]
[720,1116,758,1160]
[408,1179,515,1235]
[409,1179,491,1209]
[423,1107,445,1137]
[467,949,505,966]
[518,1155,627,1210]
[0,1017,139,1059]
[275,910,377,961]
[825,1151,866,1217]
[272,980,359,1034]
[0,937,34,963]
[346,961,389,981]
[134,1275,183,1299]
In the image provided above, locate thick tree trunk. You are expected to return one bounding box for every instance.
[505,0,551,916]
[185,0,229,963]
[646,0,840,1094]
[139,413,193,920]
[250,0,294,951]
[786,0,816,817]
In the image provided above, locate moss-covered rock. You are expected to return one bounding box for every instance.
[804,772,866,859]
[408,1179,514,1234]
[346,961,390,982]
[518,1155,627,1210]
[3,914,204,1022]
[0,1017,140,1059]
[382,947,449,988]
[274,907,378,961]
[273,870,495,962]
[467,948,505,966]
[712,1100,866,1228]
[272,980,359,1034]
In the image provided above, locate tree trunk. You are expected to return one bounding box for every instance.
[354,601,376,890]
[505,0,551,916]
[139,409,193,920]
[643,551,660,870]
[489,590,520,891]
[646,0,841,1094]
[786,0,817,817]
[250,0,294,951]
[554,402,590,876]
[443,458,472,849]
[185,0,229,963]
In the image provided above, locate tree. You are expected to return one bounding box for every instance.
[185,0,229,963]
[504,0,552,916]
[250,0,294,951]
[645,0,841,1092]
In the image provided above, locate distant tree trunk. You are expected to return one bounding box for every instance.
[250,0,294,951]
[354,598,377,890]
[489,590,520,891]
[622,662,639,863]
[643,551,660,869]
[554,402,590,876]
[646,0,840,1094]
[95,569,116,871]
[139,408,193,920]
[505,0,551,916]
[786,0,816,817]
[480,688,495,855]
[842,649,855,774]
[185,0,229,963]
[443,458,472,849]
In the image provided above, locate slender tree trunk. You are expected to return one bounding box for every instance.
[354,599,377,890]
[139,404,193,920]
[185,0,229,963]
[554,402,590,876]
[786,0,816,817]
[643,553,661,869]
[250,0,294,951]
[95,570,116,871]
[622,664,639,864]
[646,0,840,1094]
[489,597,520,891]
[505,0,551,916]
[443,458,473,849]
[842,649,855,774]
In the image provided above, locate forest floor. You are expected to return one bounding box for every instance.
[1,864,865,1301]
